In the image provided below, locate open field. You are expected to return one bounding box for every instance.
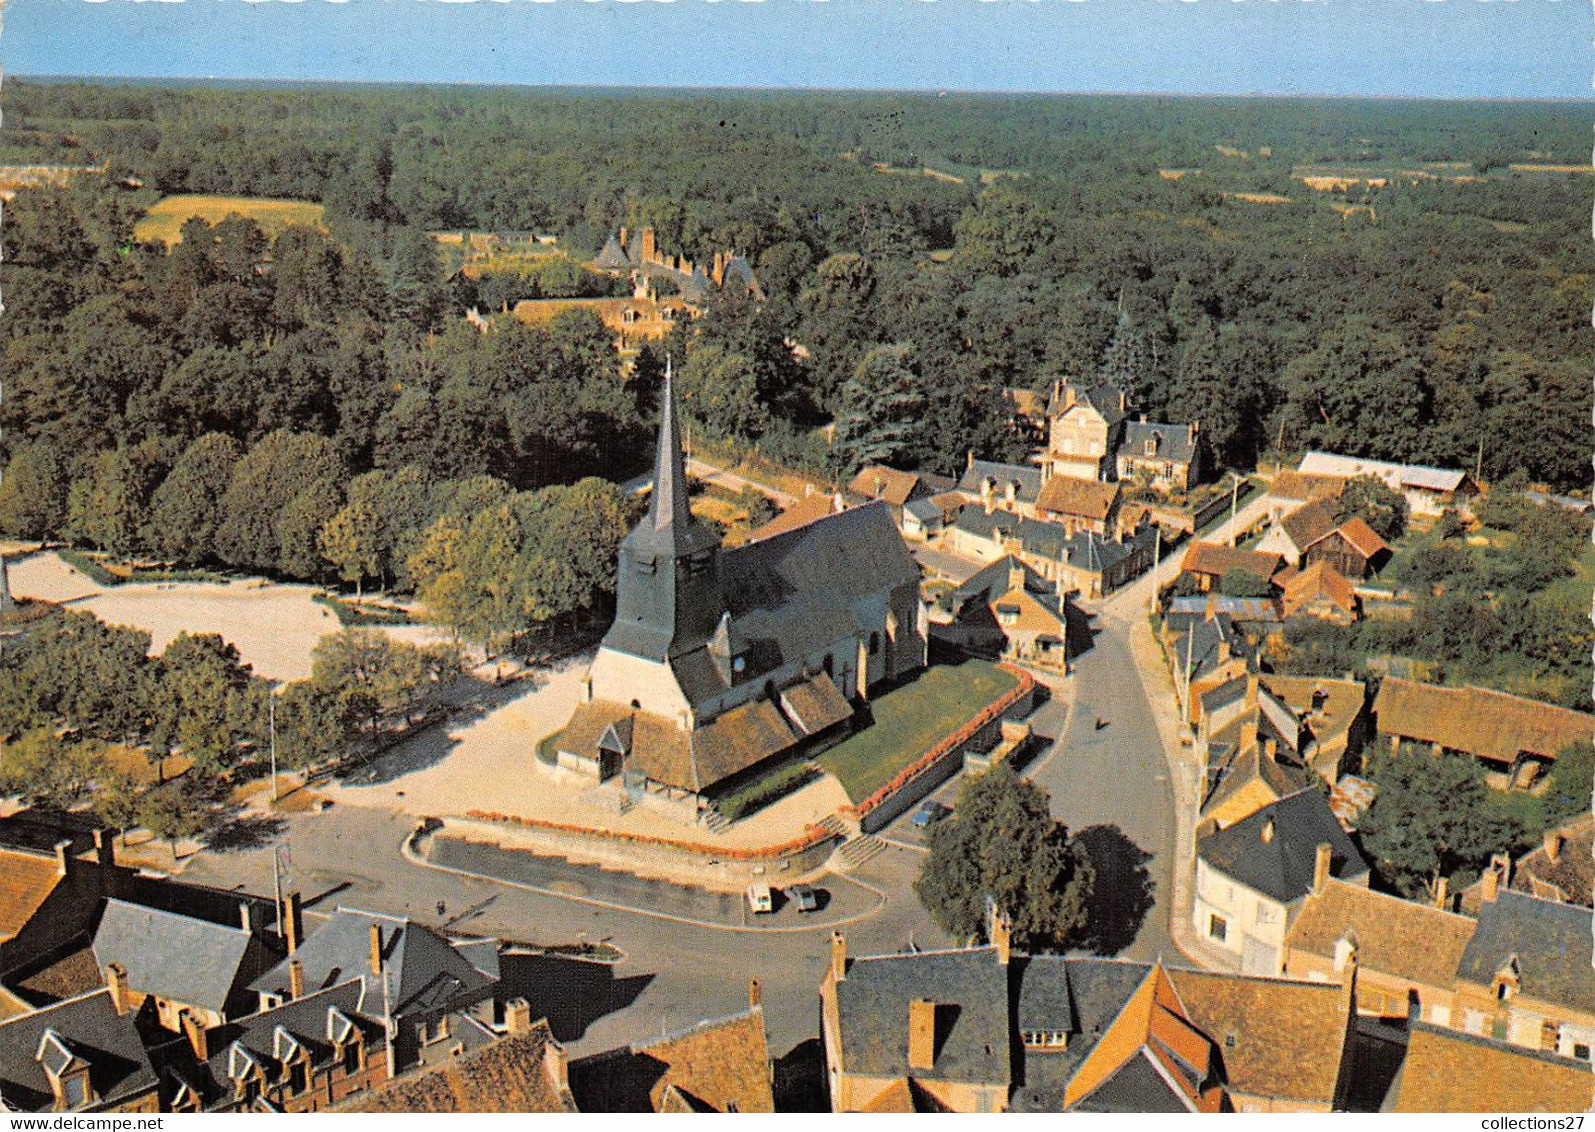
[819,658,1018,803]
[4,548,442,682]
[134,194,326,245]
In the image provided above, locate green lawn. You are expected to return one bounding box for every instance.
[819,659,1019,803]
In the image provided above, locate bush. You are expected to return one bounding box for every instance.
[712,761,818,823]
[312,592,417,626]
[58,550,122,587]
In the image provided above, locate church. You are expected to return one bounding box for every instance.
[550,376,927,821]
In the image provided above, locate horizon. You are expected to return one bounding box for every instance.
[4,0,1587,101]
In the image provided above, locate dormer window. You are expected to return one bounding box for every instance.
[1021,1030,1068,1049]
[1145,436,1159,457]
[634,555,657,575]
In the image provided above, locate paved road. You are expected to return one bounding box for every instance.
[621,459,797,507]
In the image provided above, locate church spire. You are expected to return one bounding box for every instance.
[651,360,695,536]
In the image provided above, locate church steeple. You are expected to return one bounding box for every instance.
[601,364,724,663]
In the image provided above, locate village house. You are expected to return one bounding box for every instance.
[1178,541,1287,594]
[1383,1023,1594,1113]
[955,456,1047,520]
[1164,594,1283,637]
[1034,476,1122,538]
[1280,560,1360,625]
[0,987,161,1112]
[820,913,1356,1113]
[570,982,774,1113]
[91,899,279,1034]
[1282,877,1478,1024]
[1255,499,1341,565]
[1459,817,1594,911]
[948,508,1154,599]
[1193,788,1371,976]
[1196,674,1317,830]
[1161,610,1252,729]
[1371,678,1593,791]
[1252,673,1369,782]
[1117,418,1203,493]
[845,464,955,530]
[930,556,1072,671]
[0,834,120,991]
[1044,380,1129,482]
[1261,468,1347,526]
[1257,500,1390,580]
[552,375,924,820]
[1296,452,1478,519]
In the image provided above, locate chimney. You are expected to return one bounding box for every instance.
[284,891,303,955]
[505,997,533,1036]
[1261,736,1278,764]
[1544,830,1564,864]
[369,924,384,977]
[1313,842,1332,894]
[966,449,975,473]
[829,931,847,984]
[618,226,628,252]
[180,1008,209,1061]
[640,227,656,264]
[1239,717,1259,755]
[105,963,131,1016]
[1261,819,1276,845]
[93,828,114,869]
[546,1038,570,1092]
[749,977,762,1011]
[1432,876,1449,911]
[240,902,256,935]
[53,839,72,877]
[989,904,1013,966]
[908,1000,937,1070]
[1008,561,1026,594]
[1217,638,1231,664]
[288,957,305,1001]
[1482,853,1510,902]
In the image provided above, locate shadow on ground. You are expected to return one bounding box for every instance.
[1073,823,1155,955]
[203,813,287,853]
[499,952,654,1043]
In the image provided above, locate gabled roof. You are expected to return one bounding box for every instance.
[572,1007,773,1113]
[1277,499,1341,554]
[250,909,496,1018]
[1051,381,1128,426]
[0,989,157,1112]
[1180,541,1285,582]
[957,459,1046,505]
[594,235,632,271]
[1386,1023,1594,1113]
[349,1020,576,1113]
[744,493,844,542]
[1456,890,1595,1014]
[92,900,258,1015]
[1284,876,1476,990]
[0,847,64,943]
[1507,814,1594,907]
[833,947,1011,1086]
[1372,678,1593,765]
[1167,968,1349,1107]
[848,465,924,508]
[1268,470,1346,505]
[1321,516,1388,560]
[1297,452,1472,495]
[1197,789,1368,905]
[1121,420,1198,466]
[1282,560,1357,616]
[1036,476,1121,522]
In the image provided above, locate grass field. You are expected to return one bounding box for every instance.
[134,194,327,245]
[819,658,1018,803]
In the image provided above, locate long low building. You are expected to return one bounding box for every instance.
[1372,678,1593,790]
[1296,452,1479,518]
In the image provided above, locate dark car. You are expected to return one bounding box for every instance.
[909,801,952,829]
[787,884,820,912]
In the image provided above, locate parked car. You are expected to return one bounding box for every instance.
[909,801,952,829]
[746,883,774,914]
[787,884,820,912]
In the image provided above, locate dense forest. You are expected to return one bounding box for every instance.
[2,81,1589,595]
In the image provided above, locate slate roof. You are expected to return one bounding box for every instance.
[1166,615,1247,686]
[595,235,632,271]
[1197,788,1368,905]
[1456,890,1595,1014]
[0,847,64,943]
[904,497,942,523]
[1373,678,1593,765]
[833,947,1011,1086]
[1202,729,1312,821]
[957,459,1046,506]
[572,1008,774,1113]
[1385,1023,1595,1113]
[1167,968,1349,1107]
[1284,877,1477,991]
[0,988,157,1111]
[1036,477,1121,523]
[250,909,497,1019]
[92,899,256,1015]
[350,1020,576,1113]
[1121,420,1198,466]
[1051,381,1128,426]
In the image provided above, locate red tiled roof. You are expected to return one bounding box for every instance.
[1373,678,1593,765]
[1037,477,1120,522]
[0,849,64,943]
[1180,541,1285,582]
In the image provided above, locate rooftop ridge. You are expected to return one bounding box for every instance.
[1308,875,1478,924]
[0,985,113,1027]
[631,1007,762,1052]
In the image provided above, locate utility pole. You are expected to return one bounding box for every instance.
[269,693,279,803]
[1147,524,1162,615]
[1228,473,1241,547]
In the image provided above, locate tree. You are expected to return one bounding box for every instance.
[92,769,143,845]
[1338,474,1409,542]
[676,344,768,446]
[0,441,72,543]
[319,495,383,597]
[915,763,1095,952]
[0,728,101,808]
[215,431,346,575]
[831,344,926,473]
[1359,747,1523,901]
[147,432,244,563]
[1539,739,1594,831]
[137,781,210,864]
[149,632,259,778]
[1219,567,1273,598]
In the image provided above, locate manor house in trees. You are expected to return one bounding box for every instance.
[551,375,926,820]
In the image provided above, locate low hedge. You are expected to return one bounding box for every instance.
[58,550,123,586]
[712,761,818,823]
[312,593,418,626]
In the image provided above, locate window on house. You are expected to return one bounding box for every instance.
[288,1059,310,1096]
[62,1072,88,1110]
[341,1041,363,1076]
[1255,903,1277,925]
[1575,1044,1591,1062]
[1209,914,1228,942]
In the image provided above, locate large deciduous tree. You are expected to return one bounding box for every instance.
[915,763,1095,952]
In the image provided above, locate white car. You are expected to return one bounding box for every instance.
[746,883,774,914]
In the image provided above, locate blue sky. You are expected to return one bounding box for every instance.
[4,0,1588,99]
